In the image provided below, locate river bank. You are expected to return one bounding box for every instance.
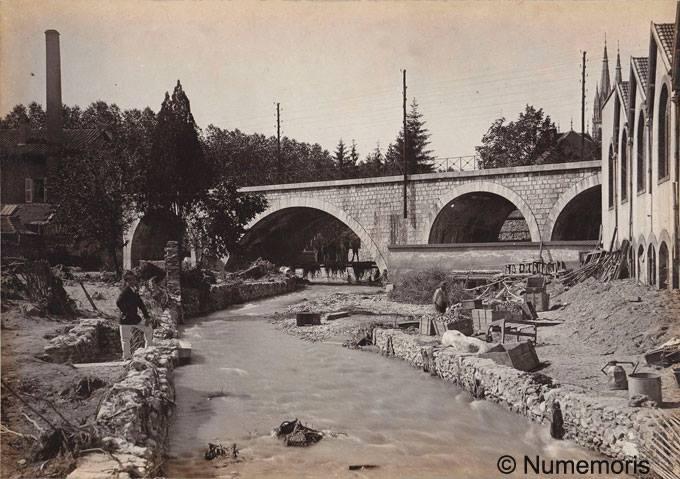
[167,285,621,478]
[273,281,680,465]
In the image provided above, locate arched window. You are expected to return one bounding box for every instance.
[659,242,669,289]
[658,85,670,180]
[621,130,628,201]
[648,244,657,286]
[637,112,645,192]
[608,144,615,207]
[637,244,644,282]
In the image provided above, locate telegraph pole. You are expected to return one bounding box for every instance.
[276,102,281,182]
[581,51,586,161]
[402,69,408,219]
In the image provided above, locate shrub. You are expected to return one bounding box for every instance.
[388,268,473,305]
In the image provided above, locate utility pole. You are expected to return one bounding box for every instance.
[581,51,586,161]
[402,69,408,219]
[276,102,281,182]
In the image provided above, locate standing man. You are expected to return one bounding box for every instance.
[116,270,154,360]
[433,281,449,314]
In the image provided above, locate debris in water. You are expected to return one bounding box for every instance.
[349,464,379,470]
[274,419,323,447]
[205,442,239,461]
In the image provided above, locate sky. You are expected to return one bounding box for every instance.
[0,0,676,160]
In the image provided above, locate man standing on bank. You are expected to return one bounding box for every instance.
[433,281,449,314]
[116,270,154,360]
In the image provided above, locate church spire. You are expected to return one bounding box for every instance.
[599,35,611,98]
[615,42,622,84]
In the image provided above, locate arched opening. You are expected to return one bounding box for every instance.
[637,244,644,282]
[429,192,531,243]
[550,185,602,240]
[620,130,628,201]
[637,111,646,192]
[658,84,670,180]
[659,242,669,289]
[628,245,635,279]
[608,144,615,208]
[130,212,184,268]
[241,207,368,272]
[648,244,657,287]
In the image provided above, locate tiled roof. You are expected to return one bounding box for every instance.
[654,23,675,65]
[0,128,104,156]
[619,81,630,111]
[631,57,649,94]
[0,203,53,236]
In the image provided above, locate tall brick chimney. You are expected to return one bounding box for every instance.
[45,29,62,143]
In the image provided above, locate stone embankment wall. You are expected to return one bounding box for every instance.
[184,277,296,317]
[43,318,121,363]
[373,329,656,460]
[65,245,298,477]
[67,241,184,478]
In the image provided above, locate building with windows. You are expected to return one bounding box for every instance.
[0,30,105,256]
[598,6,680,289]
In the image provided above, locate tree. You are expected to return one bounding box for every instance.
[476,105,558,169]
[136,81,213,228]
[384,99,435,174]
[51,142,136,274]
[185,179,267,261]
[361,143,384,176]
[349,140,359,166]
[334,138,347,172]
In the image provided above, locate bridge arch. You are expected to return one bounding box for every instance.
[244,197,388,272]
[545,173,602,241]
[426,181,541,243]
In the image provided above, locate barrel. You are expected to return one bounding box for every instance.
[628,372,662,404]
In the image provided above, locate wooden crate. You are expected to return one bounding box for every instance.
[461,299,482,310]
[419,316,435,336]
[479,341,540,372]
[472,309,506,332]
[296,312,321,326]
[523,291,549,312]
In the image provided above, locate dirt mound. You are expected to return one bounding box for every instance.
[553,278,680,355]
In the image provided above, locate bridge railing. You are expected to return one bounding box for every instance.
[428,155,481,172]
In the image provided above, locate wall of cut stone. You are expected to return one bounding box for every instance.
[184,277,297,317]
[373,329,656,460]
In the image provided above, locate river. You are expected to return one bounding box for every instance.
[166,285,621,478]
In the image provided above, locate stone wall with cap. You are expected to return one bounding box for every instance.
[373,329,657,460]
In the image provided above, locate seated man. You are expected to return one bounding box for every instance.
[432,282,449,314]
[116,270,154,360]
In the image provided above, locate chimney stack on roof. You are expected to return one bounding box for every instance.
[45,29,62,143]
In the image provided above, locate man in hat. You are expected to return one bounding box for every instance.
[116,270,154,360]
[433,281,449,314]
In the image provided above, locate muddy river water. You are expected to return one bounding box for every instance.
[166,286,622,478]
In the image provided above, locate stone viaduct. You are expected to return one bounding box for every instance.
[122,160,601,273]
[237,160,602,274]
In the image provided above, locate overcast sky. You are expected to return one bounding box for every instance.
[1,0,676,160]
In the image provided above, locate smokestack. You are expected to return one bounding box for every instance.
[45,29,62,143]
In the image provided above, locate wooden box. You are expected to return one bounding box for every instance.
[419,316,435,336]
[472,309,506,332]
[479,341,540,372]
[296,312,321,326]
[461,299,482,310]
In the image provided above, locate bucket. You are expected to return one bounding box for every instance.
[628,373,662,404]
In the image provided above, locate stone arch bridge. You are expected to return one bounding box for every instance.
[236,160,601,276]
